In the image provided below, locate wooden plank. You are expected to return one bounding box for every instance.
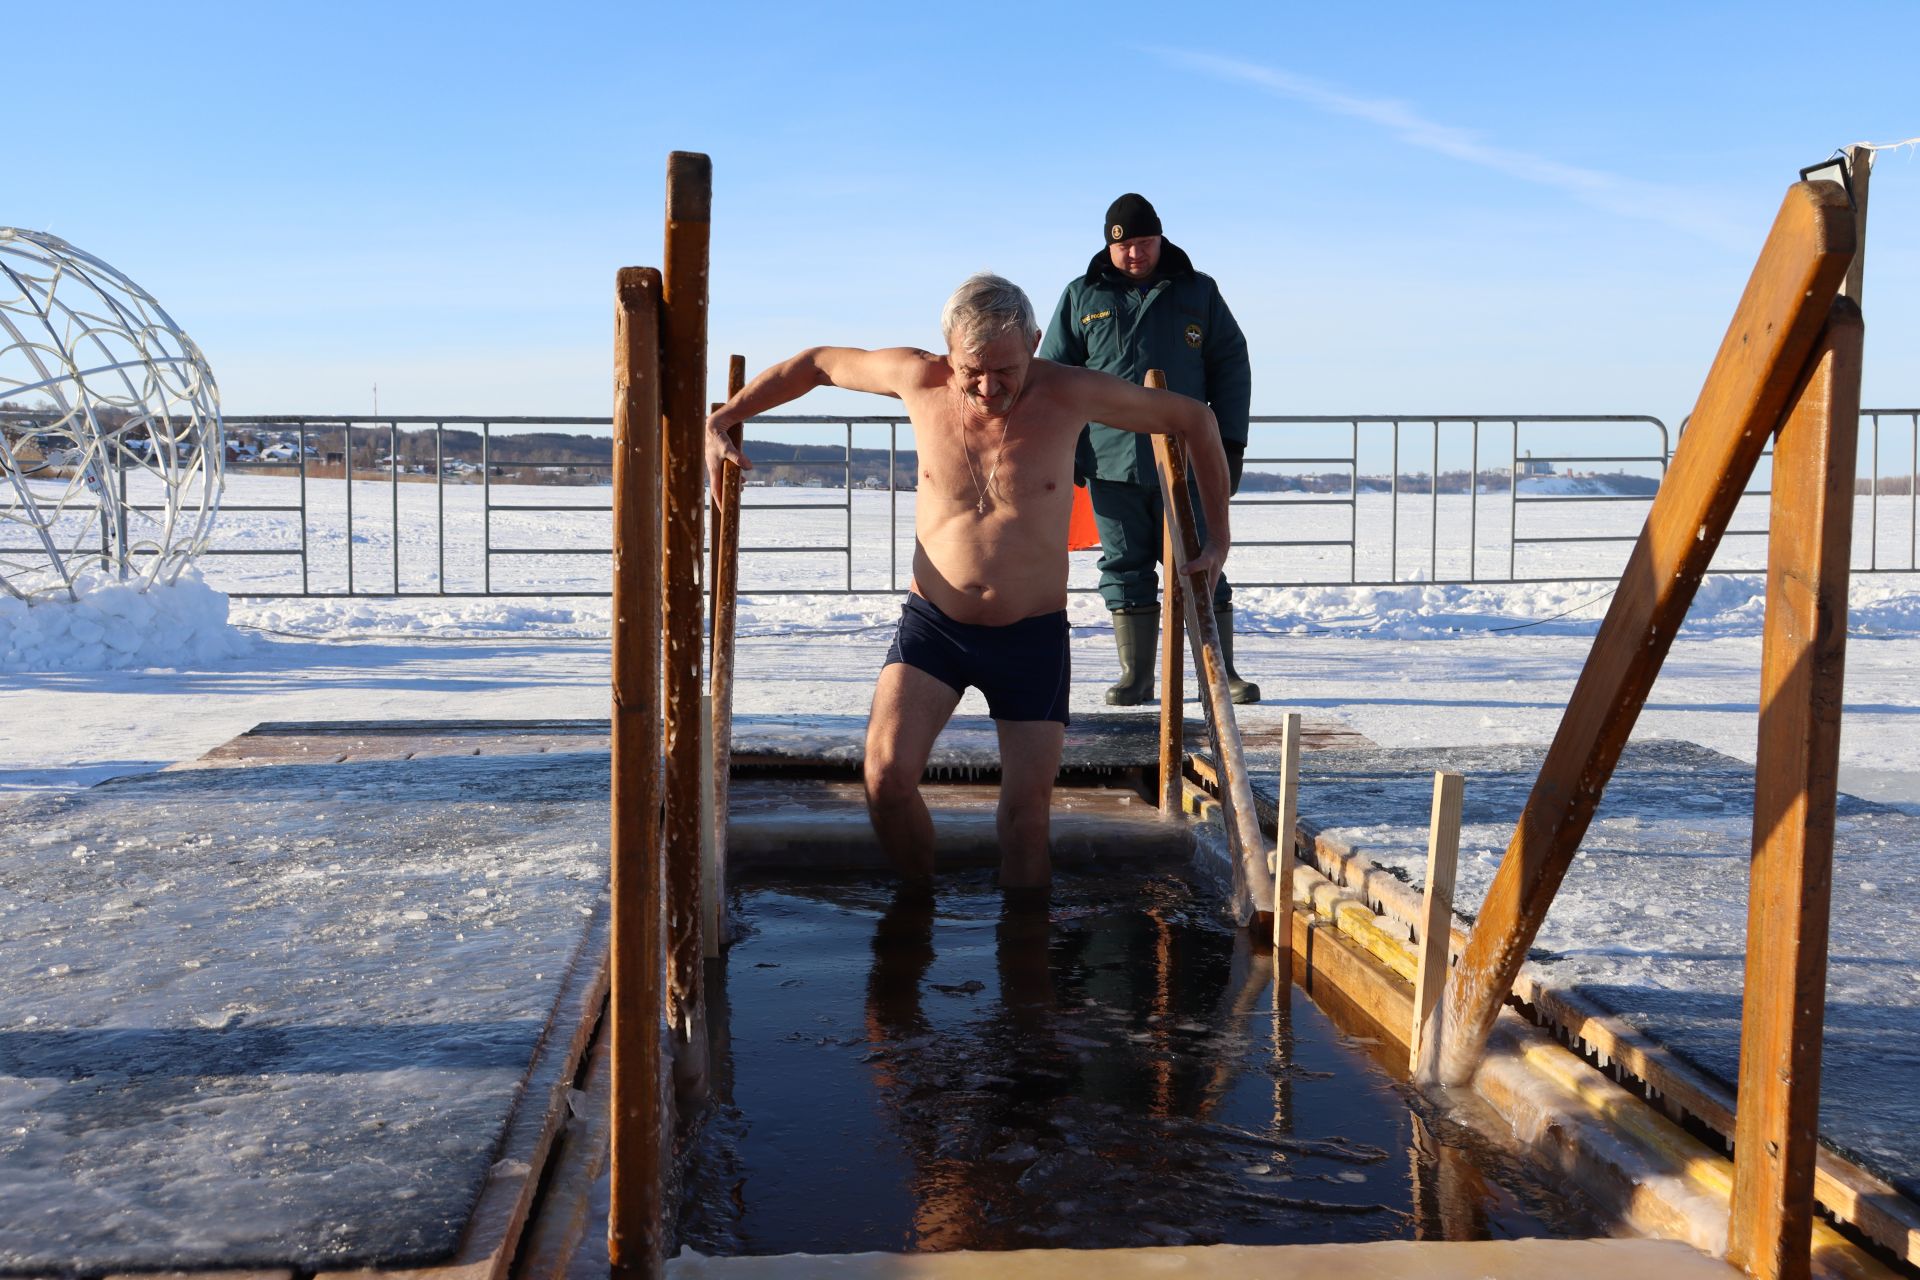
[1273,711,1302,959]
[708,355,747,956]
[1411,771,1463,1083]
[1150,420,1276,932]
[609,265,667,1279]
[1437,180,1856,1087]
[657,1238,1745,1279]
[316,917,610,1280]
[516,1020,614,1280]
[700,696,718,959]
[1728,301,1864,1280]
[734,778,1189,867]
[661,150,711,1100]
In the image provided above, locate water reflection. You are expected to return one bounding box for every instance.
[679,870,1601,1255]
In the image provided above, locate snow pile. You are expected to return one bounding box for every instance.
[1232,573,1920,640]
[222,572,1920,645]
[0,572,254,671]
[234,594,614,640]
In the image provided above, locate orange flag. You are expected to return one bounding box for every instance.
[1068,484,1101,552]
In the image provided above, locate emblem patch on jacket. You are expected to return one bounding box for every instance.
[1184,323,1203,348]
[1081,310,1111,325]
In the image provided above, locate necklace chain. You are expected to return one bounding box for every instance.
[961,407,1010,516]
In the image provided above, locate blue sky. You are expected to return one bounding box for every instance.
[13,1,1916,432]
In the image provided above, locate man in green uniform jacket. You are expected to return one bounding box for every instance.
[1039,193,1259,704]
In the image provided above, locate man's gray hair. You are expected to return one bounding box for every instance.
[940,272,1038,352]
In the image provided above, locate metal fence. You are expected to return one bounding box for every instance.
[149,409,1920,596]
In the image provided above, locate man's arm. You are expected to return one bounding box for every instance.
[1066,367,1231,580]
[704,346,934,496]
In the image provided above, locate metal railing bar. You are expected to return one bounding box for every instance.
[1513,494,1665,504]
[1230,497,1357,507]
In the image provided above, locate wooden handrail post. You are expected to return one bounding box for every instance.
[1410,770,1464,1083]
[1274,711,1302,957]
[609,265,665,1278]
[1158,462,1185,815]
[1727,300,1863,1280]
[706,355,747,959]
[1148,379,1278,937]
[662,150,711,1097]
[1434,181,1854,1087]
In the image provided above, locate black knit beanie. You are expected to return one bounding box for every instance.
[1104,193,1162,244]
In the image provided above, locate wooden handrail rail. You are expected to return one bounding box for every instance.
[1435,181,1856,1089]
[706,356,746,961]
[1150,395,1280,935]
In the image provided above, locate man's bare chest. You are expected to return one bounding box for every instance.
[909,412,1076,508]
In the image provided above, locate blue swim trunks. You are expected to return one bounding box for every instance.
[883,593,1071,725]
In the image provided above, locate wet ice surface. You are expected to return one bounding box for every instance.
[678,869,1603,1256]
[1267,740,1920,1199]
[0,753,609,1271]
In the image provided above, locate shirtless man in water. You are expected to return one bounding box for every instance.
[705,273,1230,894]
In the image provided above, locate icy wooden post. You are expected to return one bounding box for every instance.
[1272,712,1301,957]
[1157,453,1185,816]
[1410,770,1463,1083]
[699,695,717,959]
[705,355,747,960]
[1435,181,1854,1088]
[1727,301,1862,1280]
[609,265,666,1279]
[1149,388,1278,937]
[661,150,711,1097]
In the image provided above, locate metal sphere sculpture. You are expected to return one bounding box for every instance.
[0,228,222,602]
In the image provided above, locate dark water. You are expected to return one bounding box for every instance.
[678,867,1604,1255]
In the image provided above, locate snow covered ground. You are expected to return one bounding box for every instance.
[3,477,1919,805]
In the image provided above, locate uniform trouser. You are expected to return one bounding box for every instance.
[1088,450,1242,612]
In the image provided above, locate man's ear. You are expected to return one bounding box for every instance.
[1030,329,1042,354]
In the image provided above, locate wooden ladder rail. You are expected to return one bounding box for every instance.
[706,355,747,959]
[1149,375,1281,940]
[1428,179,1858,1280]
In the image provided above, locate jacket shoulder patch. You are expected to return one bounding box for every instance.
[1080,309,1111,325]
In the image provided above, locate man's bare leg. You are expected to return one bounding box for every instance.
[993,717,1066,891]
[863,662,962,890]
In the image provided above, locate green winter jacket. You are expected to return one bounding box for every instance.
[1038,240,1251,486]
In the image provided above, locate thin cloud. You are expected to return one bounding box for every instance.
[1157,49,1748,250]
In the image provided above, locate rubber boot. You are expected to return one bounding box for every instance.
[1105,607,1157,706]
[1214,605,1261,705]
